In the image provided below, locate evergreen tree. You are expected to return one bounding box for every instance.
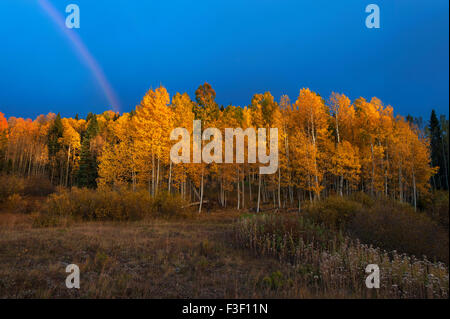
[77,115,100,188]
[47,113,63,158]
[47,113,64,183]
[85,115,99,139]
[440,114,449,189]
[86,112,95,123]
[428,110,445,189]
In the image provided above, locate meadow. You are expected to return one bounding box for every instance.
[0,176,448,299]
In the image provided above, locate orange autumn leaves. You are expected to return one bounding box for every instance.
[96,86,434,208]
[0,85,436,210]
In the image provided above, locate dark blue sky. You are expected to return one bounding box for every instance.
[0,0,448,120]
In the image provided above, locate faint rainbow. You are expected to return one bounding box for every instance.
[38,0,121,112]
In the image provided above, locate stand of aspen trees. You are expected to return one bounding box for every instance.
[0,84,436,212]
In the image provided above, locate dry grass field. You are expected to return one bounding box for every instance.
[1,205,448,299]
[0,210,327,298]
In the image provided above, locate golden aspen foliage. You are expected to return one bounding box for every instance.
[292,88,330,199]
[0,85,438,213]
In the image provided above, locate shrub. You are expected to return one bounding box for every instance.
[348,202,449,263]
[303,196,362,230]
[37,187,187,224]
[23,176,55,197]
[0,175,25,202]
[40,187,153,221]
[300,195,449,264]
[349,192,375,208]
[0,174,55,202]
[152,191,187,218]
[4,194,30,214]
[426,191,449,230]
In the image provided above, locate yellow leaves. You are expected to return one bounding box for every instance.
[98,140,135,187]
[61,118,81,150]
[330,92,351,112]
[171,92,195,130]
[331,141,361,186]
[389,118,435,195]
[88,85,435,203]
[134,86,174,160]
